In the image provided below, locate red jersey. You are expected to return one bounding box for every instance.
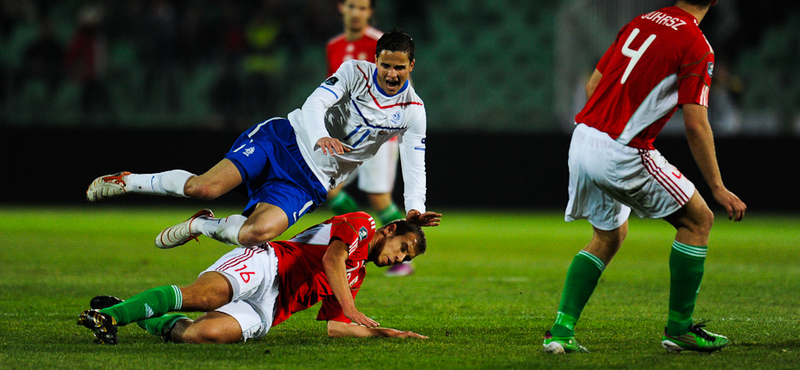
[325,27,383,77]
[575,6,715,150]
[269,212,376,326]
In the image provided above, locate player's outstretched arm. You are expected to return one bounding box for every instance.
[406,209,442,227]
[322,240,379,328]
[327,320,428,339]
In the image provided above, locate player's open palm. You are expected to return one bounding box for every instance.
[406,210,442,227]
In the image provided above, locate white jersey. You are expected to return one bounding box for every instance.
[288,60,427,213]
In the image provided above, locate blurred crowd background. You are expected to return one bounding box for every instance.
[1,0,799,135]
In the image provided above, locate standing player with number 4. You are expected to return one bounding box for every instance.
[543,0,746,354]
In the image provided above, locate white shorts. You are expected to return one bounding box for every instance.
[565,124,696,230]
[201,245,279,342]
[351,138,399,194]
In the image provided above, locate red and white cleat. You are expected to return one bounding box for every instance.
[155,209,215,249]
[86,172,131,202]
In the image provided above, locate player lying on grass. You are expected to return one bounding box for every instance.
[78,212,428,344]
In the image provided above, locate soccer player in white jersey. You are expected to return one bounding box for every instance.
[542,0,746,354]
[85,28,441,250]
[325,0,413,277]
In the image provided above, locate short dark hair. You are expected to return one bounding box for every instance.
[375,28,415,62]
[386,219,426,255]
[678,0,716,6]
[338,0,375,9]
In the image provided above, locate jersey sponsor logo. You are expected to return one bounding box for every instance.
[358,226,368,240]
[243,147,255,157]
[324,76,339,86]
[707,62,714,77]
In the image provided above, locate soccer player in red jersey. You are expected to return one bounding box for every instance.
[325,0,413,277]
[543,0,746,354]
[78,212,428,344]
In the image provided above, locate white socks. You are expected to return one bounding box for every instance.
[124,170,194,197]
[194,214,247,246]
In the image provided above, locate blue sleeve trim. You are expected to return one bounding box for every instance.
[317,85,339,99]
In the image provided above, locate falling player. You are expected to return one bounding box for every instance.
[326,0,413,277]
[543,0,746,354]
[86,28,441,250]
[78,212,429,344]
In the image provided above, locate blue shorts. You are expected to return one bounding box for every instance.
[224,118,327,227]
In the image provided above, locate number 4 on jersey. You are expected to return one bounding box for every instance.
[620,28,656,84]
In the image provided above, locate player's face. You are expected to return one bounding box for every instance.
[370,231,419,267]
[340,0,372,33]
[376,50,414,96]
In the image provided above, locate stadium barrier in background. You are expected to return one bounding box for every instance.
[3,127,796,213]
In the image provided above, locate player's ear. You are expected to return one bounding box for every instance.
[383,222,397,236]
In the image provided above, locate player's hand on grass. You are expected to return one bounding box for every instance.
[406,209,442,227]
[713,187,746,221]
[344,307,380,328]
[316,137,350,156]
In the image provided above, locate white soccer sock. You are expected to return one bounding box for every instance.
[194,214,246,246]
[125,170,194,197]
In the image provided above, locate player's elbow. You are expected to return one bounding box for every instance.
[326,320,351,338]
[327,320,371,338]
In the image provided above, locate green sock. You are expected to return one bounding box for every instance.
[100,285,182,325]
[666,241,707,336]
[137,314,189,338]
[551,251,605,337]
[328,191,359,215]
[377,203,404,226]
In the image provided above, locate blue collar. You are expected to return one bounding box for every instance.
[373,68,409,97]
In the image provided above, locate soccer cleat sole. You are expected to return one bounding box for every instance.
[661,339,727,353]
[77,309,119,345]
[155,209,215,249]
[86,172,131,202]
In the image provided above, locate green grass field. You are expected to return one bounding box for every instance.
[1,206,798,369]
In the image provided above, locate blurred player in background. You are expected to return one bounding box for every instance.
[326,0,413,277]
[86,29,440,252]
[78,212,428,344]
[543,0,746,354]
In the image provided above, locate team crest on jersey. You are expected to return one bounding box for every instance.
[707,62,714,77]
[389,109,404,126]
[358,226,368,240]
[324,76,339,86]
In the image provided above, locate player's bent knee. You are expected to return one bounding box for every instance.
[183,180,222,200]
[180,324,241,344]
[238,222,283,246]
